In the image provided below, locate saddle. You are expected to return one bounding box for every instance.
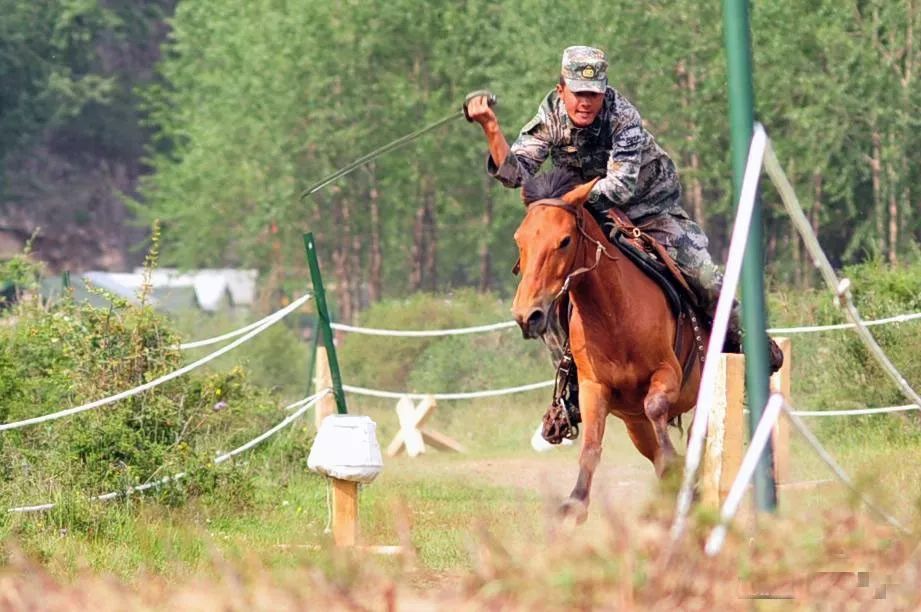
[601,207,699,316]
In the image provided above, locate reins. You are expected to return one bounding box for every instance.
[526,200,618,305]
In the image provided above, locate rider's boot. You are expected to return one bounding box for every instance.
[723,307,784,374]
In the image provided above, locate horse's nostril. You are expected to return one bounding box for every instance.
[527,309,545,330]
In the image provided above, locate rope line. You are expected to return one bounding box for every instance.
[178,293,311,349]
[321,312,921,338]
[781,404,908,533]
[342,379,553,400]
[673,125,921,553]
[767,312,921,334]
[764,142,921,409]
[320,312,921,340]
[8,390,330,513]
[0,294,312,432]
[791,404,920,416]
[330,320,518,337]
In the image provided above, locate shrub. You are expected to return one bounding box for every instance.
[338,289,546,392]
[768,259,921,438]
[0,287,300,517]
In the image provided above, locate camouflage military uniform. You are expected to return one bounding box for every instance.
[487,85,726,322]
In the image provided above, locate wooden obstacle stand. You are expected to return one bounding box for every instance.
[312,347,387,548]
[701,337,792,506]
[312,348,462,550]
[387,396,465,458]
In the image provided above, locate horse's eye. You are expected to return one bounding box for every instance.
[559,236,571,250]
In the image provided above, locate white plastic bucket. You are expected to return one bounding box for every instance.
[307,414,383,483]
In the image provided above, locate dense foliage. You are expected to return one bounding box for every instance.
[134,0,919,318]
[2,1,917,318]
[0,0,174,270]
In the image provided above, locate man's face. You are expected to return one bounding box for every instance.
[556,83,604,127]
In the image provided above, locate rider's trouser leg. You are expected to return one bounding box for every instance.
[638,211,782,370]
[636,212,745,348]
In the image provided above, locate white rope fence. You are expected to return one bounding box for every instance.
[763,142,921,409]
[177,293,311,349]
[330,320,518,337]
[666,123,921,558]
[319,312,921,339]
[704,394,908,556]
[791,404,920,417]
[670,124,921,550]
[0,294,312,432]
[8,389,331,513]
[767,312,921,335]
[342,379,553,401]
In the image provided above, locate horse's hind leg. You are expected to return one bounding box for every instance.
[561,380,610,524]
[644,368,681,478]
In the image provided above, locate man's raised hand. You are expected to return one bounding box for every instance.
[464,90,499,130]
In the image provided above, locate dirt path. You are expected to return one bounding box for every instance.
[455,436,660,516]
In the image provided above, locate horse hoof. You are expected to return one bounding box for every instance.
[558,498,588,526]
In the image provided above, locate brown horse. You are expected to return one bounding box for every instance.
[511,170,706,523]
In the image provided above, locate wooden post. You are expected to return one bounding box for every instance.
[702,353,746,507]
[314,346,337,430]
[769,337,792,484]
[332,478,359,546]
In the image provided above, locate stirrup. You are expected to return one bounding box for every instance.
[542,398,580,444]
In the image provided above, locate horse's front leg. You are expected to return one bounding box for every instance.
[560,379,611,524]
[644,367,681,478]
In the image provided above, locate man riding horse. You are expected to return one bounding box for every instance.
[467,45,783,436]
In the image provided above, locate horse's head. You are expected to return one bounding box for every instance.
[512,171,598,338]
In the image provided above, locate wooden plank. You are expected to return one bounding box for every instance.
[412,396,437,427]
[387,396,438,457]
[702,353,745,507]
[420,428,466,453]
[701,354,730,508]
[387,396,463,458]
[332,478,359,547]
[313,346,336,430]
[769,337,792,484]
[396,397,426,457]
[385,430,406,457]
[722,354,746,501]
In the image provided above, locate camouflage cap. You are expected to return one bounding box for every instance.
[561,46,608,93]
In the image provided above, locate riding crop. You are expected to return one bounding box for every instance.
[299,90,496,199]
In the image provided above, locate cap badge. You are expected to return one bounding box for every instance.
[580,65,596,78]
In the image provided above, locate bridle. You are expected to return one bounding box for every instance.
[514,199,618,305]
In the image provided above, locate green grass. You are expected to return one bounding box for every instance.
[2,261,921,597]
[0,400,551,582]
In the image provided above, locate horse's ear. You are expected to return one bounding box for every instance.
[561,178,600,207]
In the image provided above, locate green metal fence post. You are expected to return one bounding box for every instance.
[723,0,777,511]
[303,233,348,415]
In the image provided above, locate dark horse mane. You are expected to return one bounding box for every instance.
[521,168,583,205]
